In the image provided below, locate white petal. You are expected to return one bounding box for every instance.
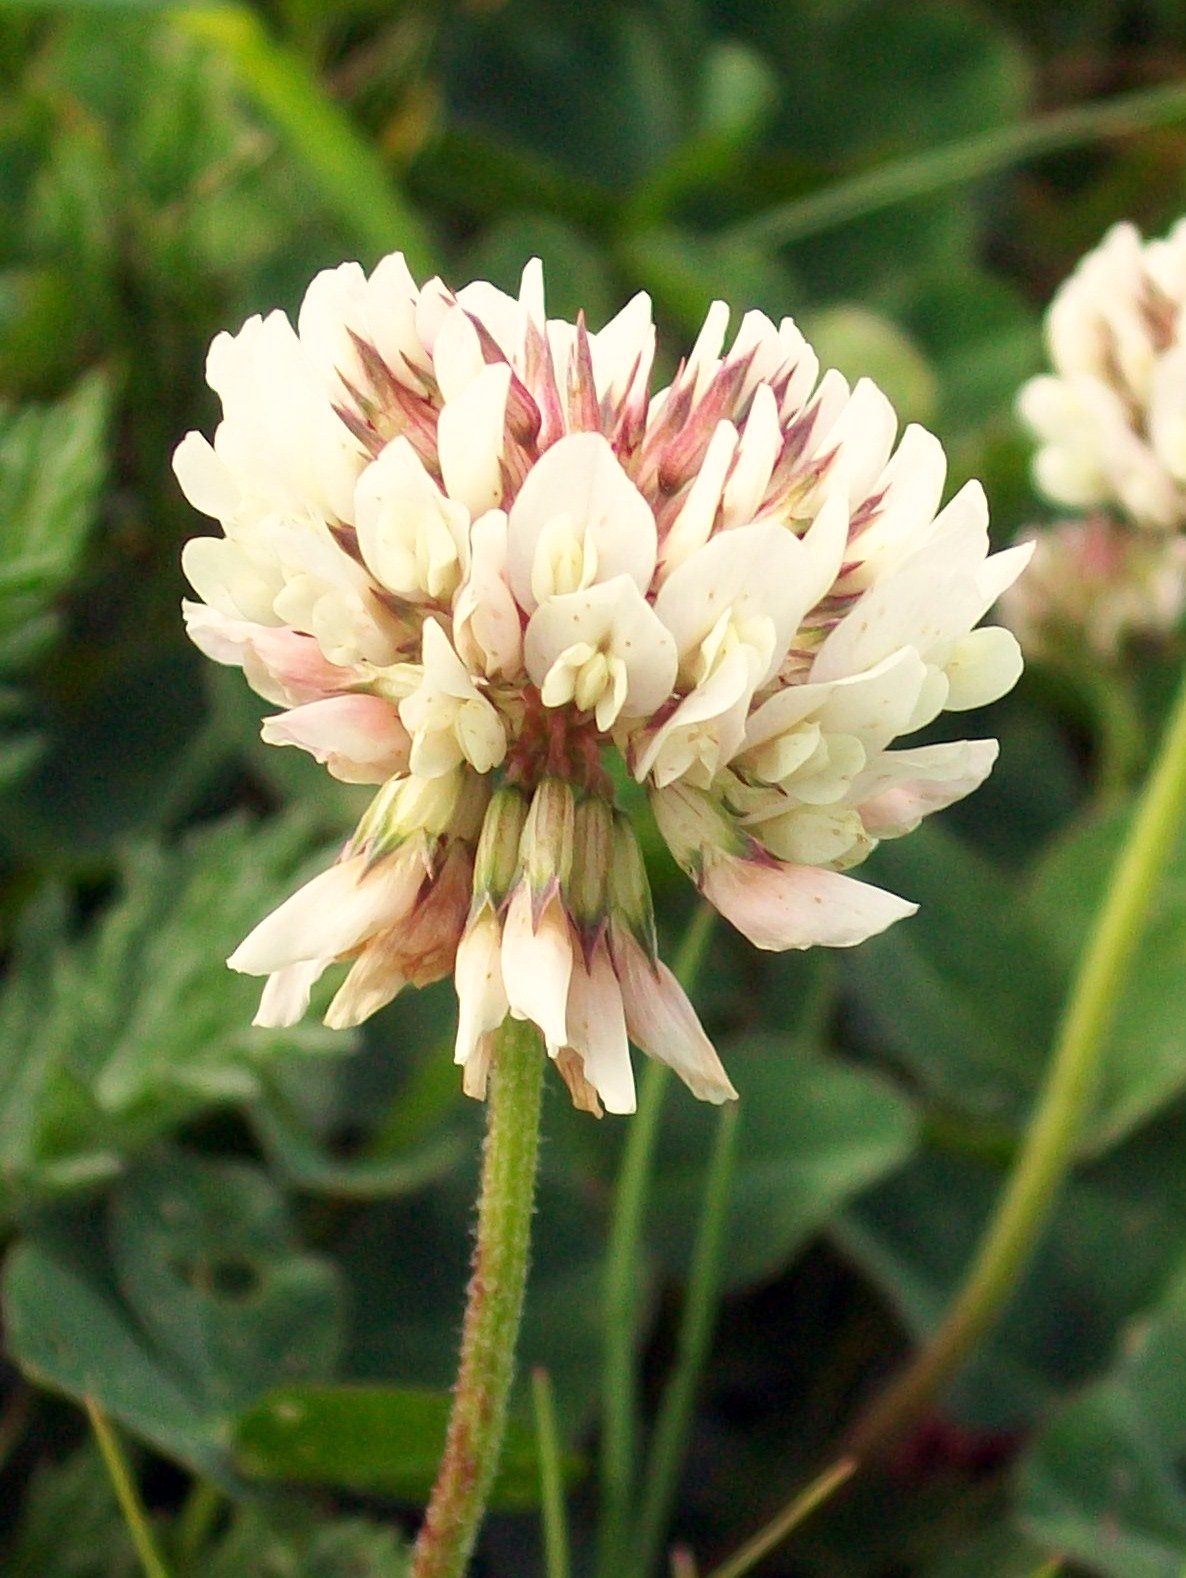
[943,627,1024,710]
[438,362,511,515]
[566,944,636,1115]
[506,433,657,613]
[524,576,677,725]
[855,739,1000,837]
[253,958,332,1028]
[454,912,510,1071]
[500,887,572,1052]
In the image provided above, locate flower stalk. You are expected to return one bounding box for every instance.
[848,653,1186,1461]
[412,1015,546,1578]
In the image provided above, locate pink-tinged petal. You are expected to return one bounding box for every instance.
[228,848,425,976]
[325,849,469,1028]
[500,886,572,1052]
[182,603,360,706]
[261,694,410,784]
[454,909,511,1075]
[588,291,655,406]
[565,942,636,1115]
[506,433,657,613]
[701,852,916,951]
[855,740,1000,838]
[660,419,739,574]
[614,930,737,1103]
[253,958,332,1028]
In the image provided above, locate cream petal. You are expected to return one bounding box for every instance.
[253,958,332,1028]
[454,911,510,1072]
[943,627,1024,711]
[438,362,511,515]
[500,887,572,1052]
[566,944,636,1115]
[506,432,657,613]
[523,576,678,725]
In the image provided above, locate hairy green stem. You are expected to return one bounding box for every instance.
[726,78,1186,251]
[636,1102,740,1575]
[849,659,1186,1460]
[85,1398,172,1578]
[411,1017,546,1578]
[596,902,717,1578]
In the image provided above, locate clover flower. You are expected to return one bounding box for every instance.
[1000,515,1186,661]
[1018,219,1186,530]
[177,255,1027,1115]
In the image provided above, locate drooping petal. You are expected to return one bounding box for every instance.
[614,929,737,1103]
[500,886,572,1053]
[565,941,636,1115]
[228,847,426,977]
[261,694,410,783]
[700,850,916,951]
[855,740,1000,838]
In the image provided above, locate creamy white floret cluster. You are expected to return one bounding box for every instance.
[177,254,1026,1114]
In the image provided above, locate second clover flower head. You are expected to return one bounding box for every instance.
[177,254,1029,1116]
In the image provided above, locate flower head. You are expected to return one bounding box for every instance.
[1017,220,1186,530]
[1000,514,1186,661]
[178,254,1026,1114]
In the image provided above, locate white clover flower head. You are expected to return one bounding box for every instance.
[1000,514,1186,661]
[177,253,1027,1115]
[1018,219,1186,531]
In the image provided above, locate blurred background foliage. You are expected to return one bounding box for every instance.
[3,2,1186,1574]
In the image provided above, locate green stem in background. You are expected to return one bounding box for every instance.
[85,1397,172,1578]
[635,1101,740,1576]
[411,1017,546,1578]
[173,1479,222,1573]
[703,1458,857,1578]
[596,901,717,1578]
[531,1368,572,1578]
[174,6,435,272]
[725,77,1186,251]
[848,656,1186,1462]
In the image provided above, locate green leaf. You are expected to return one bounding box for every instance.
[201,1503,410,1578]
[1028,803,1186,1150]
[1019,1260,1186,1578]
[174,6,434,272]
[235,1382,553,1510]
[838,1106,1186,1429]
[1,1444,138,1578]
[0,814,349,1211]
[649,1030,919,1290]
[4,1152,344,1482]
[845,823,1064,1127]
[801,304,938,425]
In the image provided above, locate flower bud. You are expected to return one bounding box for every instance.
[520,777,576,920]
[472,782,529,911]
[565,794,614,945]
[607,810,657,958]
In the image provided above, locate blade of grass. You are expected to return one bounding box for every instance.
[725,77,1186,251]
[634,1101,740,1575]
[174,5,435,271]
[85,1397,173,1578]
[703,1457,856,1578]
[531,1368,571,1578]
[596,901,717,1578]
